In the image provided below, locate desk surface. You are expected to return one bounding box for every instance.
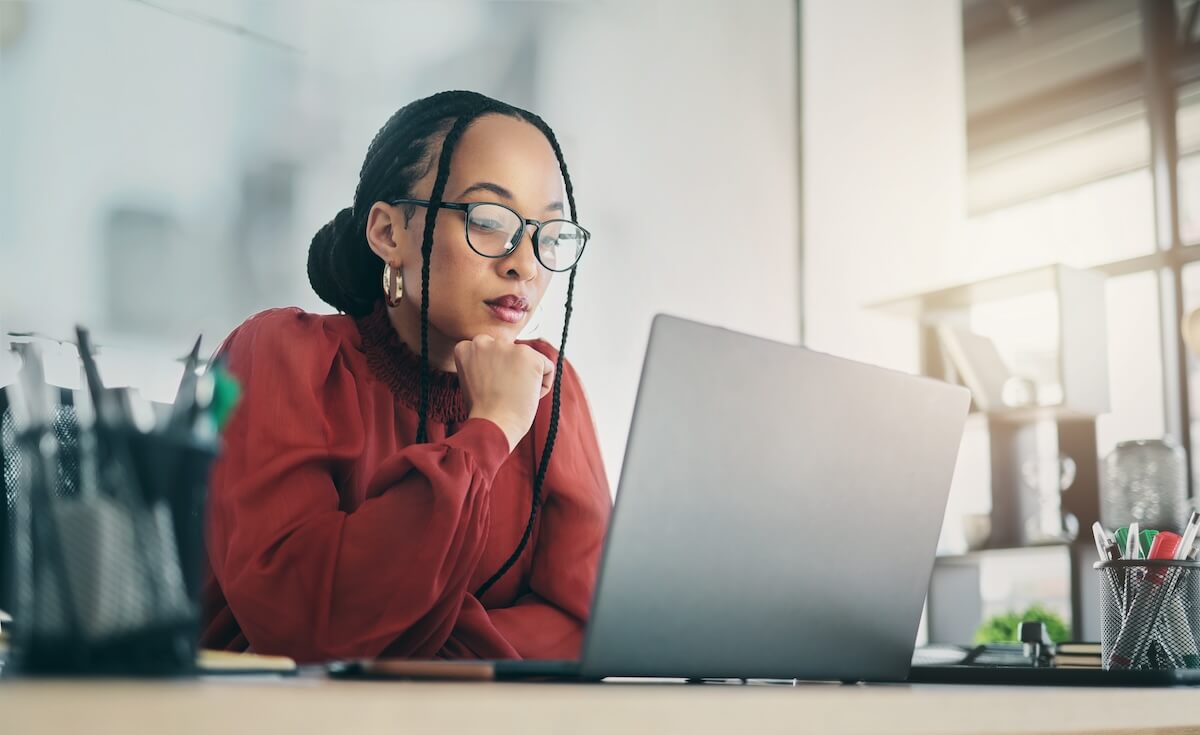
[4,676,1200,735]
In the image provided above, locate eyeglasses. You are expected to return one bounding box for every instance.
[389,198,590,272]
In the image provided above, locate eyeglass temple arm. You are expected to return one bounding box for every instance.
[388,198,469,212]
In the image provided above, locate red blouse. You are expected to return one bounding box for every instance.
[199,303,611,663]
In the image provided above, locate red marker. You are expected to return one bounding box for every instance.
[1146,532,1183,589]
[1148,532,1182,561]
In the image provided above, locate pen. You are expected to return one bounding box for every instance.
[1093,522,1109,563]
[167,335,203,436]
[154,335,207,515]
[1105,538,1126,614]
[74,327,145,507]
[1176,511,1200,561]
[1140,529,1159,560]
[1123,522,1141,616]
[1092,523,1128,616]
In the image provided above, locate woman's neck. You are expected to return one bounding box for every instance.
[386,303,458,372]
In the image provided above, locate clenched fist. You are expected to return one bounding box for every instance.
[454,335,555,452]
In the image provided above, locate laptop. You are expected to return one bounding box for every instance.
[332,314,970,682]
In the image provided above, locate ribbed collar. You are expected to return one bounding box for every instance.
[355,301,467,424]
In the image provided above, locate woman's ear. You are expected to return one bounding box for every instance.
[365,202,409,263]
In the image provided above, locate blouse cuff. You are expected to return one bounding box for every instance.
[446,417,513,481]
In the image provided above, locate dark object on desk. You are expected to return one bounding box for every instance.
[910,633,1200,686]
[912,634,1094,671]
[331,659,508,682]
[328,659,800,684]
[1,386,12,617]
[1020,620,1054,667]
[329,658,585,682]
[0,332,224,676]
[909,663,1200,686]
[913,642,1035,668]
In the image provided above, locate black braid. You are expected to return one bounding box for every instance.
[474,267,577,599]
[474,114,580,599]
[414,114,482,442]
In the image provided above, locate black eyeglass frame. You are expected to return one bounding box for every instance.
[388,198,590,273]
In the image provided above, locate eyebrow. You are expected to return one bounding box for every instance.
[457,181,564,214]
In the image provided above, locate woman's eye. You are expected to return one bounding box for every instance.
[541,232,581,246]
[471,219,504,232]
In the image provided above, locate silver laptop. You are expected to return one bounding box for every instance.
[568,314,970,681]
[337,314,969,682]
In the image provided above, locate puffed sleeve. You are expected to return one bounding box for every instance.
[204,309,512,663]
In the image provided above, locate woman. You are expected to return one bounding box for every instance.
[200,90,611,664]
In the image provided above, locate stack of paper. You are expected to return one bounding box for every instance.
[1054,641,1102,669]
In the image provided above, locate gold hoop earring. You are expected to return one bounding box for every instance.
[383,263,403,306]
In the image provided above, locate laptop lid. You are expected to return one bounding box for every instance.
[579,314,970,681]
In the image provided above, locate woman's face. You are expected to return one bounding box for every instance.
[380,114,566,345]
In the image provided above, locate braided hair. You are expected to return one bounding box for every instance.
[306,91,580,600]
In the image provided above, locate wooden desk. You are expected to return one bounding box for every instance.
[3,676,1200,734]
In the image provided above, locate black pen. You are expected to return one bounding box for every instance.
[74,327,145,507]
[167,335,203,436]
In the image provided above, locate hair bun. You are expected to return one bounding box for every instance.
[307,206,376,315]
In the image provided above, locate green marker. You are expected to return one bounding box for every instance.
[210,363,241,433]
[1139,529,1159,559]
[1115,527,1132,558]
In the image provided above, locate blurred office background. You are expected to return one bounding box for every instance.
[3,0,1200,642]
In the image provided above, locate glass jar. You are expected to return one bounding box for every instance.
[1101,439,1190,533]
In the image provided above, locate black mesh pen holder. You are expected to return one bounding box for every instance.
[1096,560,1200,671]
[3,414,216,676]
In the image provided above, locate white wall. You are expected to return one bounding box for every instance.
[801,1,974,556]
[0,0,246,344]
[0,0,802,489]
[801,0,967,371]
[538,0,802,486]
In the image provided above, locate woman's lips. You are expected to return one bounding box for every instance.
[485,297,529,324]
[486,303,527,323]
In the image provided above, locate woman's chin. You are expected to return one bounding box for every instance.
[465,322,526,342]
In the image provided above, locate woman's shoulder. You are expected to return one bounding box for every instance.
[216,307,362,384]
[221,307,357,348]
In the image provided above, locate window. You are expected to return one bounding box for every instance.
[963,168,1156,278]
[1180,153,1200,246]
[1098,271,1166,458]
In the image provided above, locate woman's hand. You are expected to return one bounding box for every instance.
[454,335,555,452]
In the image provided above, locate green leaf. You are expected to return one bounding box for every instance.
[974,604,1070,644]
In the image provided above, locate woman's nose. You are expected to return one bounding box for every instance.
[503,224,540,281]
